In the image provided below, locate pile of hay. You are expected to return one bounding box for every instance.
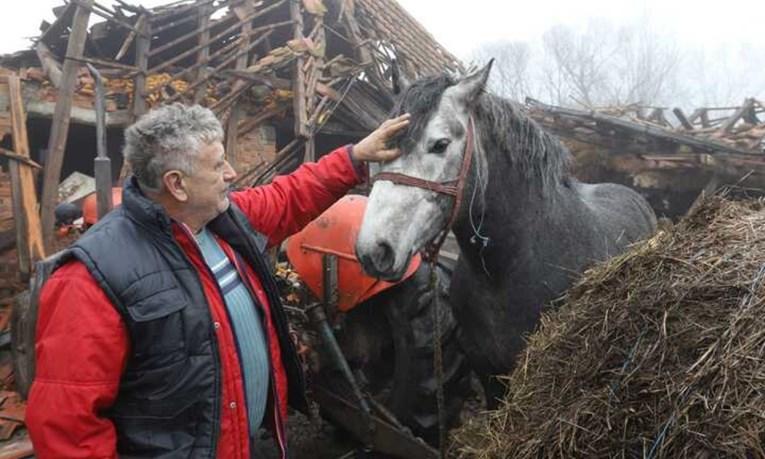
[453,196,765,458]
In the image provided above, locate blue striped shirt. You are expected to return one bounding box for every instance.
[194,227,270,436]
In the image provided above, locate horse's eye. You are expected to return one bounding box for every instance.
[429,139,450,154]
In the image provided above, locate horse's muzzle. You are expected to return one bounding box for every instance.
[356,239,409,281]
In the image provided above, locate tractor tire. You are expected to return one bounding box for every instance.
[332,259,471,446]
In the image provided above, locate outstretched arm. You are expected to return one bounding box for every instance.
[231,114,410,246]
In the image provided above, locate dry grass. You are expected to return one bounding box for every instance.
[452,196,765,459]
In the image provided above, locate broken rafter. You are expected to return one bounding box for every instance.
[3,75,46,277]
[41,0,93,252]
[70,0,147,37]
[0,148,42,170]
[115,13,147,61]
[149,0,218,23]
[145,5,287,77]
[225,0,256,170]
[194,3,212,104]
[527,98,764,158]
[147,0,284,61]
[290,0,309,139]
[66,55,138,72]
[132,17,150,118]
[719,98,756,133]
[164,28,277,104]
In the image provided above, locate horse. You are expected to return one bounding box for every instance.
[355,61,657,406]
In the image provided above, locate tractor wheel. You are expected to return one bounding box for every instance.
[331,259,471,446]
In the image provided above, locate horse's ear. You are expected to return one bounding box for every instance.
[391,59,411,95]
[453,59,494,106]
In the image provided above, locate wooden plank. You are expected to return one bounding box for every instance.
[40,0,93,252]
[194,4,212,104]
[5,75,45,277]
[71,0,144,35]
[133,17,150,118]
[526,98,763,157]
[291,0,309,138]
[673,108,694,130]
[719,98,755,133]
[115,13,146,61]
[225,1,255,169]
[175,29,276,107]
[35,42,62,88]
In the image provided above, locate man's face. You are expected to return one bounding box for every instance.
[183,141,237,221]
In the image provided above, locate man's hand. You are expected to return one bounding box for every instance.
[352,114,411,162]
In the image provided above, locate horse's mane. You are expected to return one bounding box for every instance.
[391,73,572,191]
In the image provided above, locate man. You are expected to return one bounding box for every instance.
[26,103,410,458]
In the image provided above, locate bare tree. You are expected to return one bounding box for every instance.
[468,18,688,109]
[470,40,533,102]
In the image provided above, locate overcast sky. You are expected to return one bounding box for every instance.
[2,0,763,57]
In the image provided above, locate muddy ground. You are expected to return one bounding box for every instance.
[255,378,485,458]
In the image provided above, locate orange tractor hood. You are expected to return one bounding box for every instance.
[82,187,122,225]
[286,195,421,312]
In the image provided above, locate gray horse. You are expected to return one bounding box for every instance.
[355,61,657,406]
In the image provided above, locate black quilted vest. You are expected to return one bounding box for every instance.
[48,178,307,458]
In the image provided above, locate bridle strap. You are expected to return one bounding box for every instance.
[371,117,476,261]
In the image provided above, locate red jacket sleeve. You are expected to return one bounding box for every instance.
[230,145,365,247]
[26,261,128,459]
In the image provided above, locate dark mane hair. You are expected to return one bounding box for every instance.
[391,72,572,190]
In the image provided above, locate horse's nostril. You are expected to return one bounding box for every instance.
[374,240,395,273]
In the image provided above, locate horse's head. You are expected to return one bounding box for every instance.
[356,62,493,280]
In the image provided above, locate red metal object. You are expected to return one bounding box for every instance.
[82,187,122,225]
[286,195,421,312]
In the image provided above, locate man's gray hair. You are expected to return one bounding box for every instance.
[123,103,224,192]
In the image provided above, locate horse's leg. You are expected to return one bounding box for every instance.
[478,373,507,409]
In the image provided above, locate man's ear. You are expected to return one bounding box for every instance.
[162,170,189,202]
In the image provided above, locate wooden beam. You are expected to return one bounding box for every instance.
[168,29,276,105]
[526,98,763,157]
[144,9,276,76]
[0,148,42,169]
[3,75,45,278]
[225,1,255,170]
[133,17,150,118]
[115,13,146,61]
[719,98,755,133]
[673,108,694,130]
[145,0,285,63]
[35,42,62,88]
[70,0,145,36]
[40,0,93,253]
[65,55,138,72]
[194,4,212,104]
[290,0,309,138]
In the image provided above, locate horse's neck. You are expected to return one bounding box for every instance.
[452,132,575,280]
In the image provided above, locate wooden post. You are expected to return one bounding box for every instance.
[40,0,93,253]
[194,4,211,103]
[4,75,45,278]
[119,13,150,183]
[290,0,309,139]
[133,15,150,118]
[226,2,255,171]
[304,135,315,163]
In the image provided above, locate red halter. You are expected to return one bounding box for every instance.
[371,117,475,261]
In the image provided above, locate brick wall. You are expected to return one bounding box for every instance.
[233,125,276,176]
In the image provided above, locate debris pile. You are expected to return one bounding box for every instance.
[453,195,765,458]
